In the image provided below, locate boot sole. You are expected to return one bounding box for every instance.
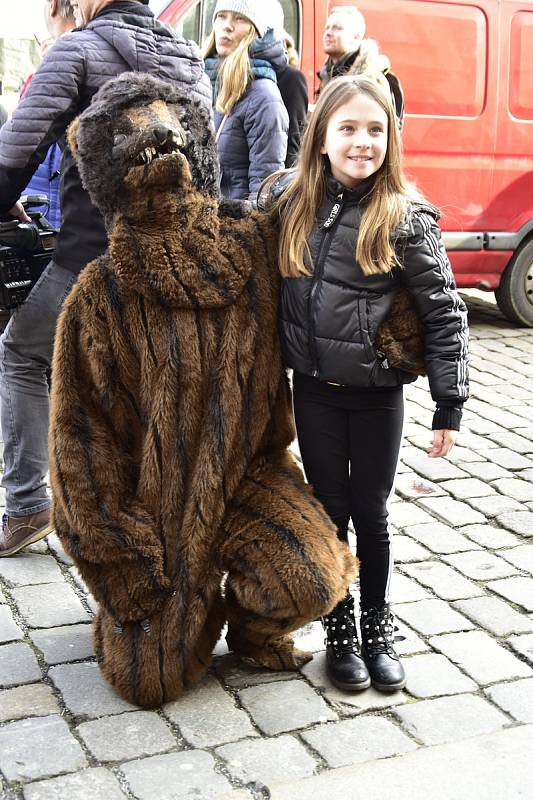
[329,675,371,692]
[371,677,406,693]
[0,524,54,558]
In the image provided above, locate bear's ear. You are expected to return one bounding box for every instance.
[67,116,81,160]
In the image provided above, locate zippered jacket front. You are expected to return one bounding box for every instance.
[279,175,469,408]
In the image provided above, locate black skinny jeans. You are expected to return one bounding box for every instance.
[293,372,404,610]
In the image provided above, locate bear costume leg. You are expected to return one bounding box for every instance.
[221,454,357,671]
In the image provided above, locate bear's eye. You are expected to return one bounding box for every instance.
[113,133,127,147]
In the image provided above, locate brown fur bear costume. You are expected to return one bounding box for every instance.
[48,73,356,708]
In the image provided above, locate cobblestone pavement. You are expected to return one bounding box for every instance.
[1,291,532,800]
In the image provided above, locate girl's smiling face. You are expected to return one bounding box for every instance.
[320,93,388,188]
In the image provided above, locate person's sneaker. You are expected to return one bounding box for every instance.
[0,510,53,557]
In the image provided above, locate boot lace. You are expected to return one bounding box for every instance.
[361,605,404,658]
[322,594,360,658]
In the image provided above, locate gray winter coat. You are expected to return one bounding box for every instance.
[0,1,211,274]
[211,31,288,202]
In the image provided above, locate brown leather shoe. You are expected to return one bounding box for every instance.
[0,509,53,557]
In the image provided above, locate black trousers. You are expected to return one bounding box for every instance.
[293,372,404,610]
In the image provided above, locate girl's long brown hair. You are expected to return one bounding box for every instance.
[270,75,422,277]
[203,25,258,115]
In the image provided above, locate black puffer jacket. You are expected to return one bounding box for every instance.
[0,1,211,274]
[279,175,469,422]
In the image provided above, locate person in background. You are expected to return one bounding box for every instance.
[0,0,211,558]
[318,6,404,126]
[21,0,76,229]
[270,0,308,167]
[266,76,468,693]
[204,0,288,201]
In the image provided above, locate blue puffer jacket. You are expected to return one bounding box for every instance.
[206,31,288,202]
[0,1,211,274]
[22,143,62,229]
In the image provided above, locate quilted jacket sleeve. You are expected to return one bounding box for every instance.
[401,209,469,406]
[244,81,288,203]
[0,32,85,211]
[49,273,171,622]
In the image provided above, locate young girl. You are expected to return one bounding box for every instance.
[269,75,469,692]
[204,0,289,201]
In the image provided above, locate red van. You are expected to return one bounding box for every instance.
[159,0,533,327]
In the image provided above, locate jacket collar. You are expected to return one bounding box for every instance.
[325,173,376,204]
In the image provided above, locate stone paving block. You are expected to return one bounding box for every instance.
[388,502,435,529]
[403,653,477,698]
[31,624,95,665]
[465,415,507,434]
[403,522,479,554]
[301,652,408,713]
[0,683,60,722]
[77,710,176,761]
[417,497,486,526]
[0,554,64,587]
[439,478,496,499]
[466,494,526,517]
[46,532,74,566]
[453,596,533,637]
[23,768,127,800]
[394,473,446,499]
[401,562,482,600]
[498,544,533,574]
[460,461,512,481]
[0,642,41,687]
[293,620,327,653]
[49,662,138,719]
[399,451,469,481]
[485,678,533,724]
[496,511,533,536]
[392,535,431,563]
[120,750,232,800]
[488,576,533,611]
[238,679,336,735]
[445,445,485,464]
[508,633,533,662]
[442,550,518,580]
[0,586,6,602]
[215,654,299,688]
[68,566,90,594]
[467,401,533,432]
[0,605,23,643]
[452,431,498,451]
[429,630,532,684]
[164,675,256,747]
[393,621,429,656]
[484,448,533,470]
[493,480,533,504]
[301,716,417,769]
[216,735,317,785]
[460,524,519,549]
[25,539,49,555]
[389,572,431,602]
[393,694,508,746]
[396,599,475,636]
[11,583,91,628]
[486,431,533,455]
[0,714,87,782]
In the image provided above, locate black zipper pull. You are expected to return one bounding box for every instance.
[322,192,344,229]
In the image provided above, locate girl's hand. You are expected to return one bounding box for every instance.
[427,429,458,458]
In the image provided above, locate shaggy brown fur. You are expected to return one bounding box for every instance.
[49,74,356,708]
[375,287,426,376]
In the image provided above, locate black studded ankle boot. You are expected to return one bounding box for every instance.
[360,604,406,692]
[322,594,370,692]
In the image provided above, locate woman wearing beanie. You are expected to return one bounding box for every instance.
[204,0,289,202]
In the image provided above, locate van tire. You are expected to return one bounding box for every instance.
[495,239,533,327]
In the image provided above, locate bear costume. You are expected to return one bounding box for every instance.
[48,73,356,708]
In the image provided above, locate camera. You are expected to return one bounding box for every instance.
[0,195,56,310]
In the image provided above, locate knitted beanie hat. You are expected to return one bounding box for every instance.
[212,0,268,38]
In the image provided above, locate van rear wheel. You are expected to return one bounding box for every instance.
[495,239,533,327]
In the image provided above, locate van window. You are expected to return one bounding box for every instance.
[509,11,533,120]
[162,0,301,52]
[360,0,487,118]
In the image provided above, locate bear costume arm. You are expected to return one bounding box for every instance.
[49,276,171,623]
